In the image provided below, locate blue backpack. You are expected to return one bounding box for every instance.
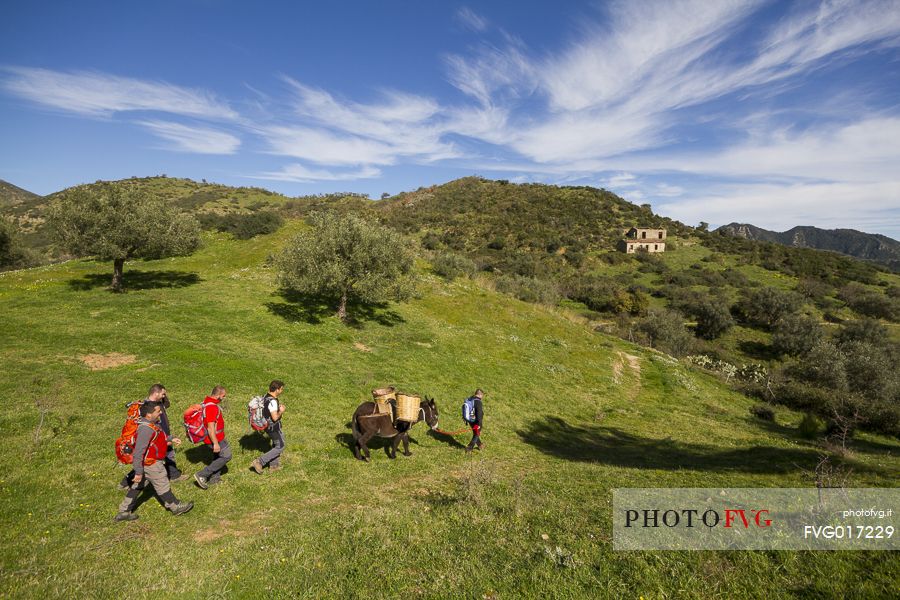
[462,397,477,423]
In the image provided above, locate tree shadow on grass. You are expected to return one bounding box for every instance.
[737,340,779,361]
[68,270,202,292]
[265,289,404,328]
[518,416,832,474]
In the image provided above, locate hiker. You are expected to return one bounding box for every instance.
[115,402,193,521]
[464,389,485,453]
[250,380,287,474]
[194,385,231,490]
[119,383,183,489]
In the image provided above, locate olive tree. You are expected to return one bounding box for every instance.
[275,211,415,321]
[47,183,200,291]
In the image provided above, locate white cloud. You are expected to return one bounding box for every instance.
[258,80,459,167]
[138,120,241,154]
[252,163,381,183]
[657,180,900,233]
[0,67,237,120]
[456,7,490,33]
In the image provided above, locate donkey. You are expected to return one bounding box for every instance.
[350,396,439,461]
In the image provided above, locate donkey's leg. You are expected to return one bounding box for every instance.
[402,433,412,456]
[389,435,402,459]
[358,430,375,461]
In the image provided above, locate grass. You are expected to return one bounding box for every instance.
[1,226,898,599]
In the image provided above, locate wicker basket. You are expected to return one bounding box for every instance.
[372,386,396,403]
[374,401,393,416]
[395,394,421,423]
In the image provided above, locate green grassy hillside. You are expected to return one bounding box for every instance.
[1,223,897,598]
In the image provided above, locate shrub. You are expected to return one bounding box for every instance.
[199,210,284,239]
[772,314,824,357]
[635,309,694,356]
[797,413,822,439]
[432,252,476,280]
[735,287,803,329]
[495,275,559,305]
[836,318,888,347]
[749,404,775,421]
[421,231,441,250]
[692,300,735,340]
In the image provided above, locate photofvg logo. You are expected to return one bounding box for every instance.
[613,488,898,550]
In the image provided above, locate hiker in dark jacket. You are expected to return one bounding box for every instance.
[119,383,183,489]
[250,380,287,474]
[465,389,485,452]
[115,402,193,521]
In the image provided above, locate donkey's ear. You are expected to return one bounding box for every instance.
[429,398,436,406]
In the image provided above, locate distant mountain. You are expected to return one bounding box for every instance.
[716,223,900,271]
[0,180,42,208]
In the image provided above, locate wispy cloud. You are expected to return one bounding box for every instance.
[456,7,490,33]
[138,120,241,154]
[255,79,459,168]
[0,67,238,120]
[251,163,381,183]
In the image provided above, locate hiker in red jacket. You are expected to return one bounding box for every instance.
[194,385,231,489]
[115,402,193,521]
[119,383,184,489]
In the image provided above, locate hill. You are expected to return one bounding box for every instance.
[0,179,41,208]
[717,222,900,271]
[0,222,898,597]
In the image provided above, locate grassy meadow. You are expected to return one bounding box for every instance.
[0,225,898,599]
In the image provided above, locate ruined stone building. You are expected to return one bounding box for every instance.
[618,227,666,253]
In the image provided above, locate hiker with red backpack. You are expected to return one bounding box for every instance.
[115,402,193,521]
[250,380,287,474]
[191,385,231,490]
[117,383,183,489]
[463,389,485,453]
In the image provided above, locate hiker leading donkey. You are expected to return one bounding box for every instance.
[463,389,485,452]
[250,380,287,474]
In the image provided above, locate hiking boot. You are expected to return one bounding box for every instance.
[114,511,138,522]
[250,459,263,474]
[269,463,282,472]
[169,501,194,516]
[169,473,188,483]
[465,446,473,453]
[194,474,209,490]
[117,481,130,491]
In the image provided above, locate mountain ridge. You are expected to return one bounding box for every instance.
[716,222,900,271]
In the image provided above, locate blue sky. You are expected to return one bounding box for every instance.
[2,0,900,237]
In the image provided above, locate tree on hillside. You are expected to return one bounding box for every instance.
[772,314,823,357]
[693,300,735,340]
[735,287,802,329]
[1,217,39,271]
[276,211,414,321]
[47,183,200,291]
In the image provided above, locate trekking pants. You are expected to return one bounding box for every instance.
[467,424,482,449]
[118,461,180,513]
[197,439,232,480]
[260,423,285,468]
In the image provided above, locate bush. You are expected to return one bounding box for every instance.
[199,210,284,239]
[635,309,694,356]
[691,300,735,340]
[495,275,559,305]
[749,404,775,421]
[735,287,803,329]
[421,231,441,250]
[836,318,888,347]
[797,413,822,439]
[432,253,476,280]
[772,314,824,357]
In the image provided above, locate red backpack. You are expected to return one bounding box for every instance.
[182,403,207,443]
[114,401,143,464]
